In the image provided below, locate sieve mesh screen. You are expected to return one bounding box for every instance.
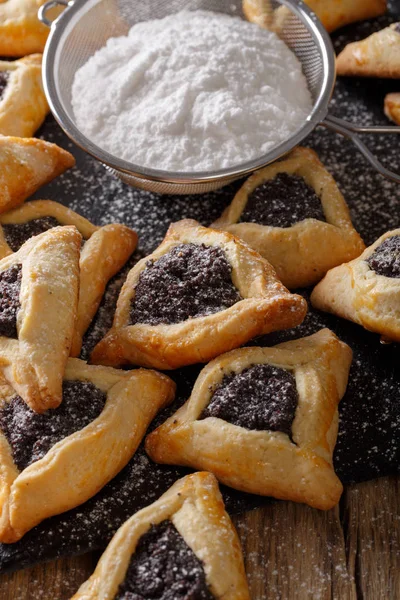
[44,0,334,193]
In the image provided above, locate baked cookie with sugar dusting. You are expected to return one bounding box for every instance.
[0,0,59,56]
[0,55,49,137]
[311,229,400,343]
[72,472,249,600]
[336,23,400,78]
[212,147,365,289]
[91,219,307,370]
[243,0,387,33]
[146,329,352,511]
[0,226,81,413]
[0,136,75,214]
[0,359,175,542]
[0,200,137,357]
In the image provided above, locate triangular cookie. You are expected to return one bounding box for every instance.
[0,200,138,356]
[243,0,386,33]
[336,23,400,78]
[0,136,75,214]
[0,0,52,56]
[311,229,400,343]
[0,226,81,412]
[0,356,175,542]
[146,329,352,510]
[0,54,49,137]
[72,472,249,600]
[91,219,307,370]
[212,147,365,289]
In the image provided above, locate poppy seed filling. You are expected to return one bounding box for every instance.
[130,243,242,326]
[0,264,22,339]
[239,172,326,228]
[366,235,400,278]
[115,520,214,600]
[3,217,62,252]
[200,363,298,436]
[0,380,107,472]
[0,71,9,101]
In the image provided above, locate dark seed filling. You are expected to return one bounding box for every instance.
[366,235,400,278]
[239,172,326,228]
[115,520,214,600]
[130,243,242,326]
[200,363,298,436]
[0,71,10,101]
[394,23,400,33]
[3,217,62,252]
[0,264,22,338]
[0,380,107,472]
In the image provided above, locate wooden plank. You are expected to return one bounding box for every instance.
[233,501,356,600]
[343,477,400,600]
[0,478,398,599]
[0,554,95,600]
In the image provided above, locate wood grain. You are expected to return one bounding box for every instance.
[343,477,400,600]
[0,478,398,600]
[233,501,356,599]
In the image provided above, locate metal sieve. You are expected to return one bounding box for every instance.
[39,0,400,194]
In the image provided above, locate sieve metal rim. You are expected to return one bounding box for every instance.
[40,0,336,187]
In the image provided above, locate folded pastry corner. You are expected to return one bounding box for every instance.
[91,219,307,370]
[71,471,250,600]
[243,0,387,34]
[311,229,400,343]
[336,23,400,78]
[212,147,365,289]
[0,199,139,356]
[146,328,351,511]
[0,226,81,412]
[0,54,49,137]
[384,92,400,125]
[0,358,175,543]
[0,0,53,57]
[0,136,75,214]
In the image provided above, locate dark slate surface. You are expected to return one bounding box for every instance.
[0,4,399,573]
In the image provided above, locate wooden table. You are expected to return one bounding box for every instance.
[0,476,398,599]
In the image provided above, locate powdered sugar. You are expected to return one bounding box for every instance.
[71,10,312,172]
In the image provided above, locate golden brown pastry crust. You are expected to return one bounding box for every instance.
[243,0,387,34]
[0,54,49,137]
[71,472,249,600]
[384,92,400,125]
[146,329,352,511]
[0,226,81,412]
[336,23,400,78]
[311,229,400,343]
[91,219,307,370]
[0,0,53,56]
[0,200,138,356]
[212,147,365,289]
[0,136,75,214]
[243,0,387,31]
[0,358,175,543]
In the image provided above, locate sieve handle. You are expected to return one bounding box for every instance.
[321,114,400,184]
[38,0,69,27]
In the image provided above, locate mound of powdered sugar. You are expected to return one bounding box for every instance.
[71,10,312,172]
